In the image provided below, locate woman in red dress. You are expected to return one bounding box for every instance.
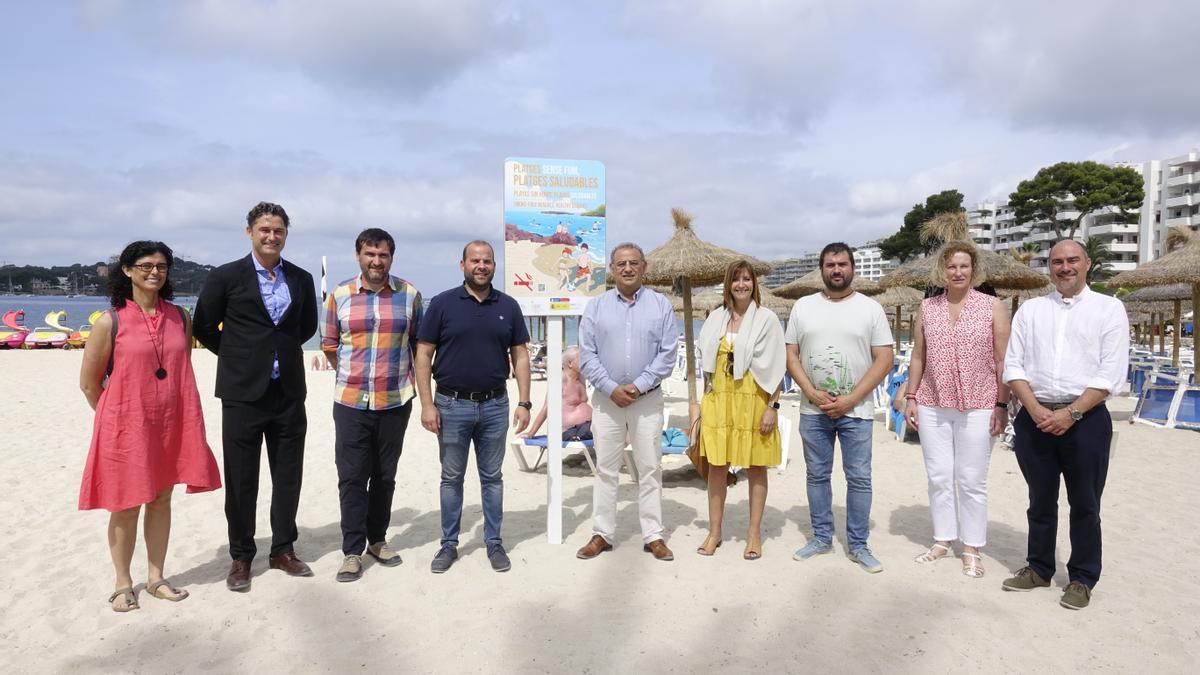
[79,241,221,612]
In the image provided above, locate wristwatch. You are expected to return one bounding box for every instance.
[517,401,533,410]
[1067,406,1083,421]
[769,401,781,410]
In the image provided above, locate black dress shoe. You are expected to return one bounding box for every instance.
[269,551,314,577]
[227,560,252,592]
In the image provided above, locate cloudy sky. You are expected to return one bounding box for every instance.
[2,0,1197,292]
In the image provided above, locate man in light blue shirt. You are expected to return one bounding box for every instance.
[251,254,291,378]
[577,243,678,561]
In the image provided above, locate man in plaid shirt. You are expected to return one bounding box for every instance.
[321,228,422,582]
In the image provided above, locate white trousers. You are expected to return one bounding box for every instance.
[590,388,664,544]
[916,405,993,547]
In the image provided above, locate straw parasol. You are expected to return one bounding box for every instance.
[643,208,773,407]
[879,213,1051,296]
[870,286,924,343]
[1111,227,1199,366]
[670,287,794,321]
[773,267,881,299]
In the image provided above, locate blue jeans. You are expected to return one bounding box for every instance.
[435,393,509,548]
[799,414,874,550]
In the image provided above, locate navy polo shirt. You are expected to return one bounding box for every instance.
[418,284,530,392]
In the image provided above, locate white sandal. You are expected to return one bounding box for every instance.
[914,542,951,564]
[961,551,985,578]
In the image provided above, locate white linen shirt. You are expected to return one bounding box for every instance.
[1003,285,1129,401]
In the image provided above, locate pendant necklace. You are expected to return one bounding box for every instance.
[140,301,167,380]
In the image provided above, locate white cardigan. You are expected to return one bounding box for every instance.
[697,301,787,395]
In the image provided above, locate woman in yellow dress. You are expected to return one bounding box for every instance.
[696,260,786,559]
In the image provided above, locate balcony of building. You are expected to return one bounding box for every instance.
[1029,230,1059,243]
[1108,261,1137,272]
[1166,172,1199,188]
[1166,215,1196,228]
[1088,222,1139,237]
[1106,241,1139,254]
[1165,193,1195,209]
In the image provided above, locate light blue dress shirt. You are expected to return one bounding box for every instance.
[579,286,677,396]
[252,254,291,379]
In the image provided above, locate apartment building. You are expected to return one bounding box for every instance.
[968,150,1199,273]
[764,242,896,287]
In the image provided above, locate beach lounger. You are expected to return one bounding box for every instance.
[1132,366,1199,430]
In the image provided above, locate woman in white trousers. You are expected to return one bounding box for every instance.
[904,241,1010,578]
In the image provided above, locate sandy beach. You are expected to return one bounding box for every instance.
[1,348,1198,673]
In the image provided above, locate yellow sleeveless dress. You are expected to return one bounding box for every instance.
[699,337,781,466]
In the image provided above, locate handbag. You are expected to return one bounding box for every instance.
[685,414,737,486]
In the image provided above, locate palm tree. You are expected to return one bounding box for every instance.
[1010,242,1039,266]
[1082,237,1114,281]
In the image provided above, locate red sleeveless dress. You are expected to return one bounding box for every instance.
[79,299,221,512]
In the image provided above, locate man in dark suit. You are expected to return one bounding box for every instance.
[194,201,318,592]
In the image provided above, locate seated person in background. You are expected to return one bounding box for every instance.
[519,346,593,440]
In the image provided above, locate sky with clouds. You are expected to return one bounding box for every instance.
[2,0,1197,292]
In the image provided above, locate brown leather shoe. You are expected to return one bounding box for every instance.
[268,551,314,577]
[226,560,251,592]
[576,535,613,560]
[643,539,674,561]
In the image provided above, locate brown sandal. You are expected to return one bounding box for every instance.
[147,579,189,602]
[108,587,139,613]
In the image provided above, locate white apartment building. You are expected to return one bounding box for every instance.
[969,150,1199,273]
[764,242,896,287]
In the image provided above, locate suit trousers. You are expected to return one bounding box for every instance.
[222,378,307,561]
[590,388,665,545]
[333,401,412,556]
[1013,404,1111,588]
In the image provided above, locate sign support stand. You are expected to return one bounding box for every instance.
[545,316,563,543]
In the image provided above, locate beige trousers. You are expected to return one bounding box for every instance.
[590,388,665,544]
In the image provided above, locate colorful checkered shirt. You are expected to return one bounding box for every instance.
[321,275,423,410]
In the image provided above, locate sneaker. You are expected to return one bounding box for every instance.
[1059,581,1091,610]
[487,544,512,573]
[430,546,458,574]
[367,542,403,567]
[336,555,363,583]
[848,547,883,574]
[1001,566,1051,592]
[793,539,833,561]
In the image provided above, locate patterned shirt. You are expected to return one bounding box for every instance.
[321,275,423,410]
[916,290,997,411]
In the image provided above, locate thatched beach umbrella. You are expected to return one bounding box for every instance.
[773,267,881,299]
[669,289,723,317]
[1111,227,1199,367]
[643,208,772,407]
[879,213,1051,299]
[1123,283,1193,363]
[870,286,924,345]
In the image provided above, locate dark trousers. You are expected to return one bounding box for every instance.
[333,401,412,555]
[222,379,307,561]
[1013,404,1111,588]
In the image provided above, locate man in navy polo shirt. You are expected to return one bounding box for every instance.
[415,240,531,574]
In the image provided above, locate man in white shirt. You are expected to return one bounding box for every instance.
[785,243,894,573]
[1001,239,1129,610]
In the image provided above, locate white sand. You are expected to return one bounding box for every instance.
[1,349,1198,673]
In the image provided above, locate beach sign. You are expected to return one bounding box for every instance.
[503,157,606,316]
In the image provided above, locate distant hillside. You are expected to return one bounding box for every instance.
[0,257,214,296]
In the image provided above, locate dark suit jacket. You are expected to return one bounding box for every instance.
[194,254,318,402]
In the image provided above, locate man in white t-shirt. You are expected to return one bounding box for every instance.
[785,242,894,573]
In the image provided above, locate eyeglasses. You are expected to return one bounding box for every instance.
[132,263,169,273]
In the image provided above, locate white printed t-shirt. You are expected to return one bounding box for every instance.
[785,291,894,420]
